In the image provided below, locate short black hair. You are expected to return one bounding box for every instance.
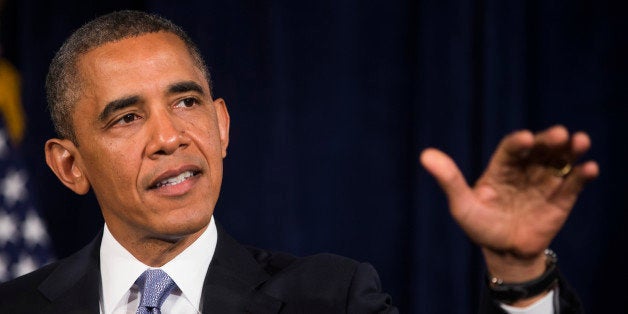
[46,10,211,143]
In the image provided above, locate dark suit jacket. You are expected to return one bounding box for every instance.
[0,224,396,313]
[0,224,582,313]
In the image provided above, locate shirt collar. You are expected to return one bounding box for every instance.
[99,217,217,314]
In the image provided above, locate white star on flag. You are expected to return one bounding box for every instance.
[22,210,49,247]
[0,210,17,246]
[1,169,27,207]
[13,253,37,277]
[0,123,54,282]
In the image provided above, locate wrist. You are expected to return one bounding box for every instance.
[485,249,559,304]
[482,248,547,282]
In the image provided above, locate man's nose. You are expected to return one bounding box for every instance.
[145,108,190,158]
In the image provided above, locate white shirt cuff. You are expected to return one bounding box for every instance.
[499,289,554,314]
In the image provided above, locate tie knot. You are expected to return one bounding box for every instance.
[137,269,176,313]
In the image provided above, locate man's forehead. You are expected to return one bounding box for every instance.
[74,32,209,98]
[78,32,190,70]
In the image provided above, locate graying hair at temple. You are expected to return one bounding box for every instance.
[45,10,211,144]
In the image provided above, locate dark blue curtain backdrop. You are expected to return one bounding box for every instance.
[6,0,627,312]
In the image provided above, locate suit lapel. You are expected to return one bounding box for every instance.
[38,232,102,314]
[201,224,283,313]
[32,225,283,313]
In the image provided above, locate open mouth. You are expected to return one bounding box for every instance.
[151,170,201,189]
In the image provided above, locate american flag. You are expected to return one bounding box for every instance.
[0,126,54,282]
[0,21,54,281]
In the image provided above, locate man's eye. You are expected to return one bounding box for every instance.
[116,113,139,125]
[175,98,198,108]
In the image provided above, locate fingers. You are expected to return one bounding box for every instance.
[420,125,598,208]
[551,160,599,208]
[488,125,598,207]
[534,125,570,148]
[491,129,535,166]
[419,148,473,210]
[534,125,594,162]
[490,125,593,175]
[570,131,592,157]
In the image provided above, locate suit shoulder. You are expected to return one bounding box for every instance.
[244,247,396,312]
[245,246,360,277]
[0,261,59,293]
[0,234,100,310]
[245,246,364,296]
[0,261,60,309]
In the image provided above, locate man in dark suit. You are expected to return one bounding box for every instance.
[0,10,598,313]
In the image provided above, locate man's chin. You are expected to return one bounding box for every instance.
[149,217,211,242]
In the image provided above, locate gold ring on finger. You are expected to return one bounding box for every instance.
[552,163,572,177]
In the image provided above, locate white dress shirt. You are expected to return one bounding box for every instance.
[97,215,552,313]
[99,217,217,314]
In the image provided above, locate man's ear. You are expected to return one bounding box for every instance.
[213,98,230,158]
[44,138,91,195]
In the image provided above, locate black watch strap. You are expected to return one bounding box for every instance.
[486,249,559,303]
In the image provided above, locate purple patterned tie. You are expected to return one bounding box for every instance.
[136,269,176,314]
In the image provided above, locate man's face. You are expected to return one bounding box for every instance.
[59,32,229,242]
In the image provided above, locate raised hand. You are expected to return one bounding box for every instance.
[420,125,598,286]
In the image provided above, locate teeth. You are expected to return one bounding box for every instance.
[155,171,195,188]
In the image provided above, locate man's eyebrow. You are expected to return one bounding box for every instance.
[167,81,205,95]
[98,95,140,122]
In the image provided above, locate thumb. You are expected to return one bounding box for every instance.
[420,148,474,213]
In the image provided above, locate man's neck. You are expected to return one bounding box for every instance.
[107,224,209,267]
